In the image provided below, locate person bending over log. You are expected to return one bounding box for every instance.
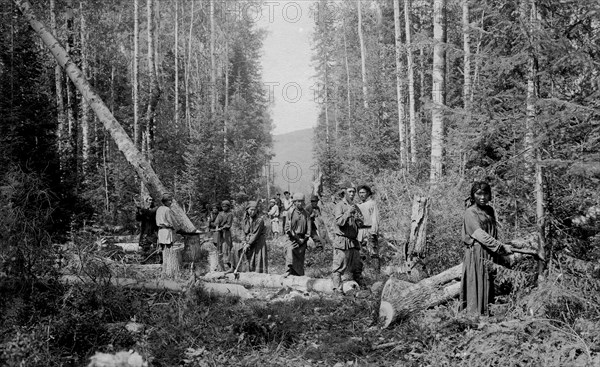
[283,193,311,277]
[215,200,234,272]
[460,181,513,315]
[332,181,365,292]
[242,201,268,273]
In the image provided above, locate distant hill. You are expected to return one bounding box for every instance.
[271,128,315,195]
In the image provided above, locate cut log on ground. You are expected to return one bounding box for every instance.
[162,245,183,278]
[379,264,462,328]
[60,275,253,299]
[201,272,360,294]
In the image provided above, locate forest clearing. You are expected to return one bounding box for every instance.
[1,0,600,366]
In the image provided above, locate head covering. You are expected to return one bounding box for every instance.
[358,185,373,196]
[310,194,319,202]
[292,192,305,201]
[161,193,173,203]
[221,200,231,207]
[269,198,276,203]
[246,201,258,210]
[339,180,355,189]
[211,202,219,209]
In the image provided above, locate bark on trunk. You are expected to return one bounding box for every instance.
[202,272,360,295]
[79,1,90,177]
[50,0,67,173]
[174,0,178,126]
[380,263,462,327]
[162,245,183,278]
[407,195,429,257]
[133,0,140,148]
[380,280,460,327]
[60,275,253,299]
[404,0,417,164]
[393,0,406,166]
[430,0,446,183]
[13,0,198,233]
[357,0,368,109]
[145,0,160,161]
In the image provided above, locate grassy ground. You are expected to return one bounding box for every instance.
[2,231,600,366]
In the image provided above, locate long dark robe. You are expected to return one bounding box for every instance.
[460,204,503,315]
[243,215,268,273]
[284,207,310,276]
[215,211,233,266]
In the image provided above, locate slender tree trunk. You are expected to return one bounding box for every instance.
[79,1,89,178]
[13,0,198,233]
[461,0,471,175]
[65,0,77,184]
[146,0,160,162]
[393,0,406,166]
[185,0,194,133]
[174,0,178,126]
[470,10,484,104]
[357,0,368,109]
[430,0,446,184]
[210,0,216,117]
[50,0,67,173]
[404,0,417,165]
[342,16,352,125]
[522,0,537,176]
[324,57,330,143]
[133,0,140,149]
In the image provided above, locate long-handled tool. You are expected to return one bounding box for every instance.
[233,245,247,275]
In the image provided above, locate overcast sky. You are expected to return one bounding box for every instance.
[257,1,319,135]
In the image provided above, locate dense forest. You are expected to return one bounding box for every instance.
[1,0,600,366]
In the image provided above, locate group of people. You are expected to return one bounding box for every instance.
[136,180,515,313]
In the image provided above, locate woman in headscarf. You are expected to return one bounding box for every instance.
[460,181,513,315]
[215,200,234,271]
[242,201,268,273]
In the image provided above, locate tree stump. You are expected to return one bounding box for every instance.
[200,241,222,272]
[162,245,183,278]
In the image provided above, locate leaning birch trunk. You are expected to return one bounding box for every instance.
[162,245,183,278]
[12,0,197,234]
[380,264,462,328]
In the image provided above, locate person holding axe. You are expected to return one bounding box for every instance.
[460,181,513,315]
[215,200,234,271]
[240,201,268,273]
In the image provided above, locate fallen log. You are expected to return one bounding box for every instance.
[201,272,360,294]
[60,275,253,299]
[379,264,462,328]
[558,253,600,278]
[380,281,461,328]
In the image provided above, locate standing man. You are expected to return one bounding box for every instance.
[281,191,293,232]
[215,200,234,271]
[305,194,323,249]
[267,198,280,238]
[156,193,176,251]
[136,196,158,256]
[283,193,310,277]
[332,181,364,292]
[357,185,380,259]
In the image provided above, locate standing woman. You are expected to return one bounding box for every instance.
[460,182,513,315]
[242,201,268,273]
